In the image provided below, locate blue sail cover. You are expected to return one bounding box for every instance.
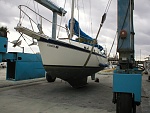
[68,18,103,51]
[68,18,93,41]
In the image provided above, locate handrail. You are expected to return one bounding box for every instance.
[18,5,66,29]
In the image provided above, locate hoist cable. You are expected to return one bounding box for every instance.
[77,0,81,39]
[57,0,67,38]
[95,0,113,42]
[21,34,42,61]
[33,0,38,24]
[21,0,32,23]
[36,2,40,22]
[21,34,36,54]
[89,0,93,37]
[83,0,113,67]
[108,30,117,57]
[105,0,113,13]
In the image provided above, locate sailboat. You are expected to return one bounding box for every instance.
[15,0,108,88]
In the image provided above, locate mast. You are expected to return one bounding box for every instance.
[70,0,75,39]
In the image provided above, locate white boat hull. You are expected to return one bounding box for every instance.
[38,38,108,80]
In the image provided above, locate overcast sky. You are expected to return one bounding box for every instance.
[0,0,150,60]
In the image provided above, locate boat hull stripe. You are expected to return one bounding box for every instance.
[39,38,106,58]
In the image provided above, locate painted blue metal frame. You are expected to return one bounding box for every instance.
[113,0,142,104]
[34,0,67,16]
[0,35,45,81]
[0,37,7,53]
[6,53,45,81]
[0,36,45,81]
[113,73,142,102]
[117,0,134,51]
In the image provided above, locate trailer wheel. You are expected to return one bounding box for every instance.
[46,73,56,82]
[116,93,133,113]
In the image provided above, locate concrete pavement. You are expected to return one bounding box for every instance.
[0,68,150,113]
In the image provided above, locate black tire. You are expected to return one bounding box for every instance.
[46,73,56,82]
[132,94,136,113]
[116,93,133,113]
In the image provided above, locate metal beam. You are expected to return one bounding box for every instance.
[52,12,57,39]
[117,0,135,69]
[34,0,67,16]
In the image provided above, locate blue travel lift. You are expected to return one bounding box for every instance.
[112,0,142,113]
[0,36,45,81]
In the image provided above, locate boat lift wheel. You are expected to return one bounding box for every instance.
[46,73,56,82]
[116,93,136,113]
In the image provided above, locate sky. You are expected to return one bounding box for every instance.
[0,0,150,61]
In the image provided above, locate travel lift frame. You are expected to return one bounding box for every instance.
[0,37,45,81]
[112,0,142,113]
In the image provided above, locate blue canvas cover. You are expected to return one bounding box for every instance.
[68,18,103,51]
[68,18,93,41]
